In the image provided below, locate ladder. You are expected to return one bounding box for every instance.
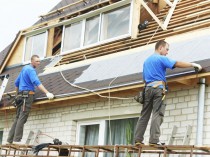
[0,74,9,101]
[21,130,41,155]
[167,125,192,157]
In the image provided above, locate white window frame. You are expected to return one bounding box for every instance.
[76,120,106,157]
[76,116,138,157]
[61,0,131,55]
[22,30,48,64]
[100,5,131,41]
[83,15,100,47]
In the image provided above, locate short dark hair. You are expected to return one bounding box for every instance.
[155,40,168,50]
[31,55,40,61]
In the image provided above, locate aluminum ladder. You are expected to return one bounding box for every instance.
[0,74,9,101]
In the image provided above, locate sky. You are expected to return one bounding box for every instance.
[0,0,61,52]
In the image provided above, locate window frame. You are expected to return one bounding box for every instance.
[76,120,106,145]
[22,30,48,64]
[76,117,138,149]
[76,120,106,157]
[61,0,132,55]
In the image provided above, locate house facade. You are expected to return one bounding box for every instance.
[1,0,210,156]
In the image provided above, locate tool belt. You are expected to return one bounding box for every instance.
[146,81,167,99]
[14,91,34,109]
[147,81,166,91]
[18,90,35,95]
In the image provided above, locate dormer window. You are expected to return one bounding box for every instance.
[101,5,130,40]
[23,31,48,62]
[84,15,100,46]
[63,22,83,52]
[61,5,131,54]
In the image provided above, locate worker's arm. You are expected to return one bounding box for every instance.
[37,84,54,99]
[37,84,49,94]
[175,61,202,71]
[174,61,192,68]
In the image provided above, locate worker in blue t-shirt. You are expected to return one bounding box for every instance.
[7,55,54,144]
[134,40,202,146]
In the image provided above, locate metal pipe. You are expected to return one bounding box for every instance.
[196,78,205,157]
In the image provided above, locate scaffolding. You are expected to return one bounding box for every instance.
[1,144,210,157]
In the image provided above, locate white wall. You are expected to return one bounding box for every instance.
[1,85,210,154]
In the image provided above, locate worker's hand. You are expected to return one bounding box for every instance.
[191,63,202,72]
[46,93,54,100]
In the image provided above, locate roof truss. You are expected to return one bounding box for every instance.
[141,0,179,30]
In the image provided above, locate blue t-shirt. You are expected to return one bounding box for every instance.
[15,64,41,92]
[143,53,176,84]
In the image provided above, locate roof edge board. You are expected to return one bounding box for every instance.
[0,31,22,74]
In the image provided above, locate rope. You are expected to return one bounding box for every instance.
[58,60,133,100]
[146,25,160,45]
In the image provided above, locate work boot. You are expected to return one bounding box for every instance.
[6,141,12,145]
[13,141,24,145]
[135,141,144,146]
[149,142,165,146]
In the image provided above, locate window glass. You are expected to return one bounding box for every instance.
[24,37,33,62]
[105,118,138,157]
[79,124,99,157]
[79,124,99,145]
[106,118,138,145]
[101,5,130,40]
[63,22,82,51]
[24,32,46,62]
[84,16,100,46]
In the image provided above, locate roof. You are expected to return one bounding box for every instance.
[1,0,210,108]
[35,0,101,25]
[1,29,210,106]
[0,44,13,67]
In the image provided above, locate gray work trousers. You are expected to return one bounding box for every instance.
[134,87,166,143]
[7,94,34,143]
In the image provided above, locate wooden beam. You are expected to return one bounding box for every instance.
[141,0,166,30]
[162,0,179,29]
[175,79,193,86]
[131,0,141,38]
[46,27,55,57]
[164,0,173,7]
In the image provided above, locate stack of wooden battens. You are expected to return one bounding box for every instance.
[58,0,210,65]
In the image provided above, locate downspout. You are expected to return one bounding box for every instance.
[196,78,205,151]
